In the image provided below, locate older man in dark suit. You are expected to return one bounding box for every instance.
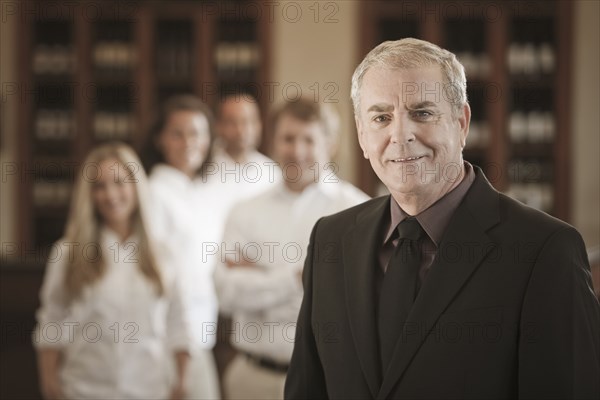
[285,38,600,400]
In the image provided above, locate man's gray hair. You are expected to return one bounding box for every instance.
[351,38,468,117]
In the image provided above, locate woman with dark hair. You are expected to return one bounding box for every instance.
[144,95,221,400]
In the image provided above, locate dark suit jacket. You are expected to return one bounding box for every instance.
[285,168,600,399]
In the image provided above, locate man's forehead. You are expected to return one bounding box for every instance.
[276,114,326,137]
[278,113,313,128]
[361,66,449,109]
[222,98,258,114]
[363,65,444,84]
[366,100,440,112]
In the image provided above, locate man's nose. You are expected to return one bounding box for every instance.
[292,141,308,161]
[390,116,416,144]
[229,121,242,135]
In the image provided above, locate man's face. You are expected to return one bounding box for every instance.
[217,98,261,154]
[273,113,331,192]
[356,66,470,201]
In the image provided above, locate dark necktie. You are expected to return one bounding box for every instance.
[378,217,424,375]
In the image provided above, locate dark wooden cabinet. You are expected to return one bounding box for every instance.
[0,263,45,399]
[17,0,272,251]
[358,0,572,222]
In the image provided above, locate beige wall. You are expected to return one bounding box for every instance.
[271,0,360,183]
[0,12,17,248]
[572,0,600,249]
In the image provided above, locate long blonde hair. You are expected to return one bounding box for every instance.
[64,142,164,298]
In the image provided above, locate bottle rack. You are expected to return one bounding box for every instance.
[22,17,74,250]
[215,18,260,93]
[92,20,135,80]
[31,20,75,155]
[505,15,558,214]
[32,21,75,77]
[155,20,193,86]
[358,0,571,221]
[444,18,491,171]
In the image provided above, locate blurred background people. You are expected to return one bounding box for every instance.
[208,93,279,199]
[207,93,280,384]
[34,142,190,400]
[213,99,370,400]
[143,95,221,400]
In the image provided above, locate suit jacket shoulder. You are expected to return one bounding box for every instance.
[313,196,389,237]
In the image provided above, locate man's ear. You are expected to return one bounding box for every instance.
[355,116,369,159]
[458,103,471,148]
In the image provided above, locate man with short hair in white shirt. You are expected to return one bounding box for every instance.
[214,99,369,400]
[205,93,279,389]
[205,93,278,195]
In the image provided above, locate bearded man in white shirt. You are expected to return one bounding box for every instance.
[213,99,370,400]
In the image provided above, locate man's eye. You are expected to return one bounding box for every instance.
[373,115,390,123]
[412,110,435,120]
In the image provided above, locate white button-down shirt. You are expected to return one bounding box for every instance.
[150,165,222,349]
[205,146,280,197]
[34,229,189,400]
[214,179,369,363]
[149,159,277,348]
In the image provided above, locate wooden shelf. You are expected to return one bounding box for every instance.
[509,75,555,88]
[31,148,72,161]
[32,74,75,83]
[91,73,136,85]
[157,75,194,86]
[509,142,555,158]
[463,147,488,157]
[33,206,70,218]
[505,0,558,19]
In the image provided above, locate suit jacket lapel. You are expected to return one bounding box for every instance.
[377,170,501,400]
[343,196,389,398]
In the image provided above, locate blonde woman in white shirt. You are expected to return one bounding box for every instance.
[143,95,221,400]
[34,142,190,400]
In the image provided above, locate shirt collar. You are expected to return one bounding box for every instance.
[384,161,476,246]
[100,225,140,246]
[276,174,340,201]
[151,163,196,190]
[211,139,265,165]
